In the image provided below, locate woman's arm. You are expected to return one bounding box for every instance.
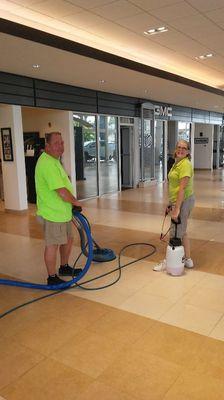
[171,176,189,221]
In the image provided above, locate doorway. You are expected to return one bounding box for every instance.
[155,120,166,182]
[120,126,133,189]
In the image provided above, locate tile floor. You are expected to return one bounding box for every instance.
[1,170,224,399]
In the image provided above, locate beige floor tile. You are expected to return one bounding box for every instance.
[119,291,175,319]
[0,284,46,314]
[163,371,224,400]
[0,300,47,339]
[198,273,224,290]
[71,285,133,307]
[192,335,224,380]
[0,337,44,390]
[1,358,93,400]
[131,321,205,368]
[88,307,154,345]
[134,321,224,380]
[183,285,224,313]
[160,301,223,335]
[13,314,88,356]
[33,293,108,326]
[209,315,224,341]
[140,269,207,302]
[0,233,46,283]
[99,347,181,400]
[75,381,137,400]
[3,169,224,400]
[51,330,128,379]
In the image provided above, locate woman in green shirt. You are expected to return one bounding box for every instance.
[154,140,195,271]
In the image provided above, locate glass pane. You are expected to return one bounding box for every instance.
[155,120,164,182]
[99,116,118,194]
[74,114,98,199]
[143,118,154,180]
[178,122,190,141]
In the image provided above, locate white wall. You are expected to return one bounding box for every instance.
[22,107,76,193]
[0,105,28,210]
[194,123,214,169]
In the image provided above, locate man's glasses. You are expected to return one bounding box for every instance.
[177,146,188,150]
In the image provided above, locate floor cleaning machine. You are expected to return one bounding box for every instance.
[72,209,116,263]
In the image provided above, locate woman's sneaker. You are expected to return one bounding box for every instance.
[153,259,166,272]
[184,258,194,268]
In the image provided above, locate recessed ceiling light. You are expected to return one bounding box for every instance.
[146,29,156,34]
[32,64,40,69]
[195,53,214,60]
[144,26,168,36]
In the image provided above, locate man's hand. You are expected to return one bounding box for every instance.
[72,204,82,213]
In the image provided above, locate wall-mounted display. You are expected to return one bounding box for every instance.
[1,127,14,161]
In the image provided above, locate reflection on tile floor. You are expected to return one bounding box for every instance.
[1,170,224,399]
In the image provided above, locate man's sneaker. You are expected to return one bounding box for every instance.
[59,264,83,276]
[185,258,194,268]
[153,259,166,272]
[47,274,65,286]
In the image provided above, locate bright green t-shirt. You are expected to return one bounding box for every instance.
[35,152,73,222]
[168,157,194,203]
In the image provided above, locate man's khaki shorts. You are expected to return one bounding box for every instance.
[37,216,73,246]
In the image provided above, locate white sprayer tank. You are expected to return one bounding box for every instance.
[166,238,185,276]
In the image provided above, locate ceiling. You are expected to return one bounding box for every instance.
[1,0,224,113]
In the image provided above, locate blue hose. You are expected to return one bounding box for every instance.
[0,212,93,290]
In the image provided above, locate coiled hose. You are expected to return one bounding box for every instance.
[0,212,93,290]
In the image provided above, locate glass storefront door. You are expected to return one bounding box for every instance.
[74,114,98,199]
[155,120,165,182]
[140,104,155,182]
[177,122,191,141]
[74,113,119,200]
[99,116,119,195]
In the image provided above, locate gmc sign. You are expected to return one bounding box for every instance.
[154,105,172,117]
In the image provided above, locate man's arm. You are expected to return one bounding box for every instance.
[56,187,81,207]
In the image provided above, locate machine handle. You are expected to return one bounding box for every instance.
[72,205,82,213]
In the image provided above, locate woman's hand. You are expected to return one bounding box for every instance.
[170,207,180,222]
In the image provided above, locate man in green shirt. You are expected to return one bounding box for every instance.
[35,132,82,285]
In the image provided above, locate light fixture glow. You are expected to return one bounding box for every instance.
[144,26,168,36]
[99,79,106,84]
[32,64,40,68]
[195,53,214,60]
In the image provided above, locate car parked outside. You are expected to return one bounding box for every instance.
[84,140,115,161]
